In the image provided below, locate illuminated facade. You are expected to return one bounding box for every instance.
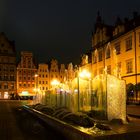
[49,59,60,88]
[80,12,140,101]
[0,32,17,99]
[17,51,37,97]
[38,63,49,93]
[91,12,140,84]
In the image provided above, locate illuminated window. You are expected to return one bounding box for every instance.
[94,70,97,76]
[98,50,103,62]
[107,65,111,74]
[138,56,140,72]
[99,67,103,74]
[106,48,110,59]
[93,51,97,63]
[4,85,8,89]
[138,32,140,45]
[126,36,132,51]
[114,42,120,55]
[126,59,133,73]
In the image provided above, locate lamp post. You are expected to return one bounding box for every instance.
[78,69,91,111]
[34,74,38,104]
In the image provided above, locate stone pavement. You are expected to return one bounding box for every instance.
[127,105,140,118]
[0,100,24,140]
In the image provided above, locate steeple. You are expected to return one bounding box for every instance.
[94,11,103,31]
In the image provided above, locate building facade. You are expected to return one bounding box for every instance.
[38,63,49,93]
[80,12,140,101]
[17,51,37,98]
[0,32,17,99]
[91,12,140,84]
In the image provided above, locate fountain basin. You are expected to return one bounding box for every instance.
[22,105,140,140]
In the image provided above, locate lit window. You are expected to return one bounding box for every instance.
[138,32,140,45]
[126,59,133,73]
[107,65,111,74]
[106,48,110,59]
[126,36,132,51]
[92,51,97,63]
[98,50,102,62]
[138,56,140,72]
[114,42,120,55]
[99,67,103,74]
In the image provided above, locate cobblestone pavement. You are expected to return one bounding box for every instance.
[0,100,25,140]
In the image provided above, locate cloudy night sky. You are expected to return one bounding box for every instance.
[0,0,140,64]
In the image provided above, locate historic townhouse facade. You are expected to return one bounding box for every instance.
[17,51,37,98]
[49,59,60,88]
[38,63,49,93]
[80,12,140,101]
[90,12,140,84]
[0,32,17,99]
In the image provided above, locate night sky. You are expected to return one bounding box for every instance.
[0,0,140,64]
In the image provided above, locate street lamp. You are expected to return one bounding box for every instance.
[34,74,38,104]
[78,69,91,111]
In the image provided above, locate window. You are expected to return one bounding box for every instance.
[46,75,48,78]
[126,59,133,73]
[4,85,8,89]
[106,48,110,59]
[138,56,140,72]
[107,65,111,74]
[46,87,48,90]
[42,87,44,90]
[93,51,97,63]
[19,84,22,87]
[138,32,140,45]
[126,36,132,51]
[94,70,97,76]
[98,50,103,62]
[114,42,120,55]
[42,81,44,84]
[46,81,48,84]
[39,81,41,84]
[99,68,103,74]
